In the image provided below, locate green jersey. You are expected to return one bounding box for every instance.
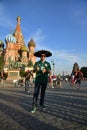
[34,60,51,83]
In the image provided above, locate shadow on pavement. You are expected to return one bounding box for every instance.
[0,84,87,130]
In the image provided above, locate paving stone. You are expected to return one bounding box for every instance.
[0,80,87,130]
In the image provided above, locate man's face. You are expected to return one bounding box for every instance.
[41,54,46,61]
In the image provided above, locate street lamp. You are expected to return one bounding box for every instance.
[51,60,55,76]
[51,60,55,88]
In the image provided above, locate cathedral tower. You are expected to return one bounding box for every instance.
[28,38,36,65]
[13,16,24,49]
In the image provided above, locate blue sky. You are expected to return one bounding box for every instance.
[0,0,87,75]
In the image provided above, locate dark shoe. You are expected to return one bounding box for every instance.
[31,106,36,113]
[40,105,46,110]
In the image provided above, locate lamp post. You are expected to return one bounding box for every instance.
[51,60,55,76]
[51,60,55,88]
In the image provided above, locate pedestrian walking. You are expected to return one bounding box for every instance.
[31,50,52,113]
[70,74,76,86]
[75,70,83,89]
[25,70,33,93]
[57,75,62,88]
[52,75,57,88]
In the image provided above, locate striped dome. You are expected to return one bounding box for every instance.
[5,34,16,43]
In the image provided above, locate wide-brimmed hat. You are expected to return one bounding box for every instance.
[34,50,52,57]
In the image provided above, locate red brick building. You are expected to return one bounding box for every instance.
[3,16,36,68]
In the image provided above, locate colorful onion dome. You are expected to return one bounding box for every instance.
[20,44,29,52]
[28,38,36,47]
[5,34,16,43]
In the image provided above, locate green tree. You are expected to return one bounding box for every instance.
[0,55,4,72]
[80,67,87,78]
[19,64,26,77]
[19,70,25,77]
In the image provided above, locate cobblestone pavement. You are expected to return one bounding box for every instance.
[0,80,87,130]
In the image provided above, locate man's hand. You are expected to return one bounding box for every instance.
[42,68,46,73]
[33,66,39,72]
[36,66,39,71]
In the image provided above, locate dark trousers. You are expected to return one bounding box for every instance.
[25,80,29,92]
[76,79,81,86]
[33,82,47,107]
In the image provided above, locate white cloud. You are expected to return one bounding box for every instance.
[53,50,79,62]
[50,50,87,74]
[32,28,46,42]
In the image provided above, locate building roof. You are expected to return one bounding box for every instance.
[5,34,16,43]
[28,38,36,47]
[20,44,29,52]
[13,16,24,45]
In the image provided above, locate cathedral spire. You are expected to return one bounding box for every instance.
[15,16,22,34]
[13,16,24,46]
[17,16,21,24]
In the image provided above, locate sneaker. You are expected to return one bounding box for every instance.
[31,107,36,113]
[27,91,30,93]
[40,105,46,110]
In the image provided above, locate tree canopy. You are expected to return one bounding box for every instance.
[80,67,87,78]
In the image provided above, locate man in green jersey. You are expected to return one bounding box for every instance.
[31,50,52,113]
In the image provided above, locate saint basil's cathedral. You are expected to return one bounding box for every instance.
[0,16,36,72]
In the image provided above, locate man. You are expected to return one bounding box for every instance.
[75,70,83,89]
[25,70,33,93]
[57,75,62,88]
[31,50,52,113]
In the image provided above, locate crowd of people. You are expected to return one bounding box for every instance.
[13,61,83,94]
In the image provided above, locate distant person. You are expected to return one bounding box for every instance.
[48,73,52,87]
[31,50,52,113]
[70,74,76,86]
[29,74,34,87]
[57,75,62,88]
[75,70,83,89]
[52,75,57,88]
[25,70,33,93]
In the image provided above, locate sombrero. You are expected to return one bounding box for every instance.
[34,50,52,57]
